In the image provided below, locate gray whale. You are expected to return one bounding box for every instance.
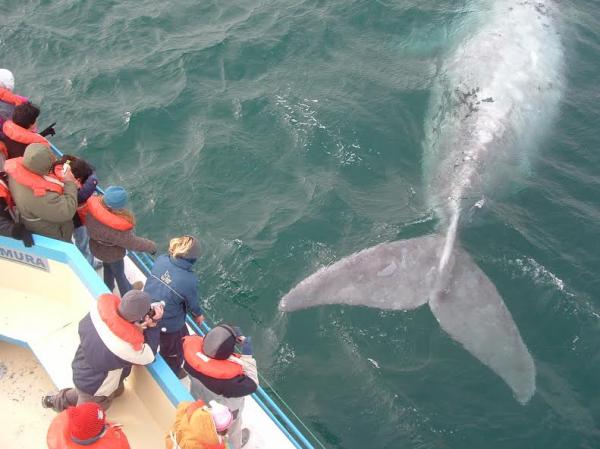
[280,0,564,404]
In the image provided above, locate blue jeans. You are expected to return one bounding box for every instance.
[73,226,95,266]
[103,259,131,296]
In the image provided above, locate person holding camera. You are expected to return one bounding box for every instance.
[5,143,78,241]
[183,324,258,449]
[42,290,164,412]
[143,235,204,378]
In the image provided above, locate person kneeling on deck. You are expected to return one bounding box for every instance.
[47,402,130,449]
[184,324,258,449]
[42,290,164,412]
[165,399,232,449]
[0,171,34,245]
[5,143,78,241]
[86,186,157,295]
[144,235,205,379]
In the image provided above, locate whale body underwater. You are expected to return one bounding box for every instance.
[279,0,564,404]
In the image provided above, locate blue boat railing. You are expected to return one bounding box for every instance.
[49,143,326,449]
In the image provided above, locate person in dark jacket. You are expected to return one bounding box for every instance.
[0,171,33,245]
[85,186,157,295]
[143,235,204,378]
[184,324,258,449]
[42,290,164,412]
[55,155,98,266]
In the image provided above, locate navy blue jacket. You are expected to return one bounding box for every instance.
[144,254,203,333]
[71,313,160,396]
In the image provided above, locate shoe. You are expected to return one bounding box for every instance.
[41,395,54,409]
[131,281,144,290]
[241,428,250,447]
[176,367,188,379]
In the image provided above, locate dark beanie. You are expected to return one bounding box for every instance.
[203,325,236,360]
[118,290,152,322]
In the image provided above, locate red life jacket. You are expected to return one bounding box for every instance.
[97,294,145,351]
[0,178,13,209]
[47,411,131,449]
[86,196,133,231]
[183,336,243,380]
[1,120,48,159]
[0,87,27,107]
[4,157,64,196]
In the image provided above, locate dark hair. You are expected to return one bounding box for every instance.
[12,102,40,129]
[57,154,94,182]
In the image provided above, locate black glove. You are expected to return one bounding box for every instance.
[39,122,57,138]
[11,222,34,247]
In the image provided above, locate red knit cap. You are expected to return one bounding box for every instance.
[67,402,106,442]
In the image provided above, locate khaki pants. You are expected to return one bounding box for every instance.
[49,381,125,412]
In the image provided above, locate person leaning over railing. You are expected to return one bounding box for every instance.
[143,235,205,378]
[0,101,56,161]
[183,324,258,449]
[53,154,99,267]
[85,186,157,295]
[5,143,78,241]
[42,290,164,412]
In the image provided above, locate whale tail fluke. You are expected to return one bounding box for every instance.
[279,235,536,403]
[429,247,536,403]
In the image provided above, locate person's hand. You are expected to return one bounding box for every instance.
[62,164,76,183]
[39,122,56,137]
[150,302,164,321]
[138,315,157,329]
[194,315,204,326]
[11,222,34,247]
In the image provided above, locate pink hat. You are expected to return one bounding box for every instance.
[209,400,233,432]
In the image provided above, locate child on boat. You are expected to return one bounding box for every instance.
[47,402,130,449]
[184,324,258,449]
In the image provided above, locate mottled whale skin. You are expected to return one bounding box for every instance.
[280,0,564,404]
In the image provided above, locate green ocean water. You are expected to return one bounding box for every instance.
[2,0,600,448]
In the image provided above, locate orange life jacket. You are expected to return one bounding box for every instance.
[4,157,64,196]
[2,120,48,145]
[97,294,145,351]
[183,336,243,380]
[0,87,26,107]
[47,410,131,449]
[0,178,13,209]
[86,196,133,231]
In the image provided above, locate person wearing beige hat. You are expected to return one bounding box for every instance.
[144,235,205,378]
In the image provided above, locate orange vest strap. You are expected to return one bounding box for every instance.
[0,179,13,209]
[2,120,48,145]
[87,196,134,231]
[4,157,64,196]
[97,294,145,350]
[183,336,244,380]
[0,141,7,158]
